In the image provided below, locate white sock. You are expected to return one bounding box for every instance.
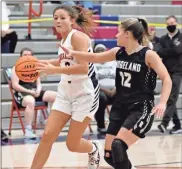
[26,125,32,130]
[89,142,97,153]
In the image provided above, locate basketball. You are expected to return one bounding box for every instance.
[15,55,40,82]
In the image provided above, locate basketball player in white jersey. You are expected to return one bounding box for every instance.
[31,5,100,169]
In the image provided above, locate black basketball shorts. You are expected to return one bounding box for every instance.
[107,100,155,138]
[14,90,46,108]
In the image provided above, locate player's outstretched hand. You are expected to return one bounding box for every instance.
[36,61,56,75]
[152,103,166,119]
[58,44,73,59]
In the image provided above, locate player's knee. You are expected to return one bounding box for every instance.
[27,99,35,108]
[104,150,114,167]
[24,96,35,108]
[66,141,78,152]
[111,138,128,163]
[41,130,54,144]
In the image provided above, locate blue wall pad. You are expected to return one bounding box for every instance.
[93,4,101,15]
[94,39,117,49]
[100,15,119,26]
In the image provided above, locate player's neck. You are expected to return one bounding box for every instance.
[125,42,142,55]
[61,28,73,43]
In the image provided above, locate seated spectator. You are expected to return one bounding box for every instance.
[1,29,18,53]
[94,44,116,134]
[1,1,18,53]
[11,48,57,139]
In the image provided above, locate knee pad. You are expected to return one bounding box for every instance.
[104,150,114,167]
[111,139,128,164]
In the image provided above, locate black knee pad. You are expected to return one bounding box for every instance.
[112,139,129,167]
[104,150,114,167]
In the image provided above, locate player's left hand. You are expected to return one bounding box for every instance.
[58,44,73,59]
[152,102,166,119]
[36,61,56,75]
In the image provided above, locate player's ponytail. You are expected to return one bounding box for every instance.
[137,18,151,47]
[72,6,95,35]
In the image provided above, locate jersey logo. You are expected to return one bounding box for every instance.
[59,53,73,61]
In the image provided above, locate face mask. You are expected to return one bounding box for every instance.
[167,25,176,33]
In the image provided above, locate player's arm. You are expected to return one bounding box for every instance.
[36,78,42,91]
[66,46,119,63]
[39,58,60,66]
[11,67,35,95]
[146,50,172,104]
[37,32,90,75]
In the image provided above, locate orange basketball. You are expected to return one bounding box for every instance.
[15,55,40,82]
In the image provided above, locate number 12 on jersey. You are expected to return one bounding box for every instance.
[119,71,131,88]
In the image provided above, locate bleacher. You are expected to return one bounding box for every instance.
[1,1,182,129]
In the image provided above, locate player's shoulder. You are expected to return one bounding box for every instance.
[72,30,90,42]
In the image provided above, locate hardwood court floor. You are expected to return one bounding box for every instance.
[1,124,182,169]
[4,167,182,169]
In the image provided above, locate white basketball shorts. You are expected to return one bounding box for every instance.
[52,78,100,122]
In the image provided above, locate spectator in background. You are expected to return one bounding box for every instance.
[1,0,18,53]
[149,27,160,51]
[157,15,182,134]
[94,44,116,134]
[11,48,57,139]
[1,29,18,53]
[78,1,98,14]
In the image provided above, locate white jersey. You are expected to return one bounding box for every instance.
[58,29,96,81]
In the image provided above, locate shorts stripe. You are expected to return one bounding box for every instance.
[88,64,94,77]
[94,90,100,99]
[89,78,100,113]
[91,99,99,109]
[90,101,99,113]
[93,95,99,105]
[94,84,100,94]
[140,112,154,134]
[133,100,154,134]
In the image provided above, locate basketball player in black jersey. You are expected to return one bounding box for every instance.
[60,18,172,169]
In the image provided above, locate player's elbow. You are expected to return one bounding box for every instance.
[12,83,19,91]
[162,74,172,89]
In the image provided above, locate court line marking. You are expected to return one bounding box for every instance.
[2,167,181,169]
[137,161,182,166]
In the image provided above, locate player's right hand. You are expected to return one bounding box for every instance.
[152,103,166,119]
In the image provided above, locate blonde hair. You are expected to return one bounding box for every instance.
[121,18,151,46]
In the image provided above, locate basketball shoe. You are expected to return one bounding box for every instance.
[87,141,100,169]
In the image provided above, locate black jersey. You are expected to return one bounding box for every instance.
[114,47,157,104]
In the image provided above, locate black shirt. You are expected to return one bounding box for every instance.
[114,47,157,104]
[157,30,182,74]
[19,80,37,90]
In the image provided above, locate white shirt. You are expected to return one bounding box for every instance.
[95,61,116,89]
[2,1,11,31]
